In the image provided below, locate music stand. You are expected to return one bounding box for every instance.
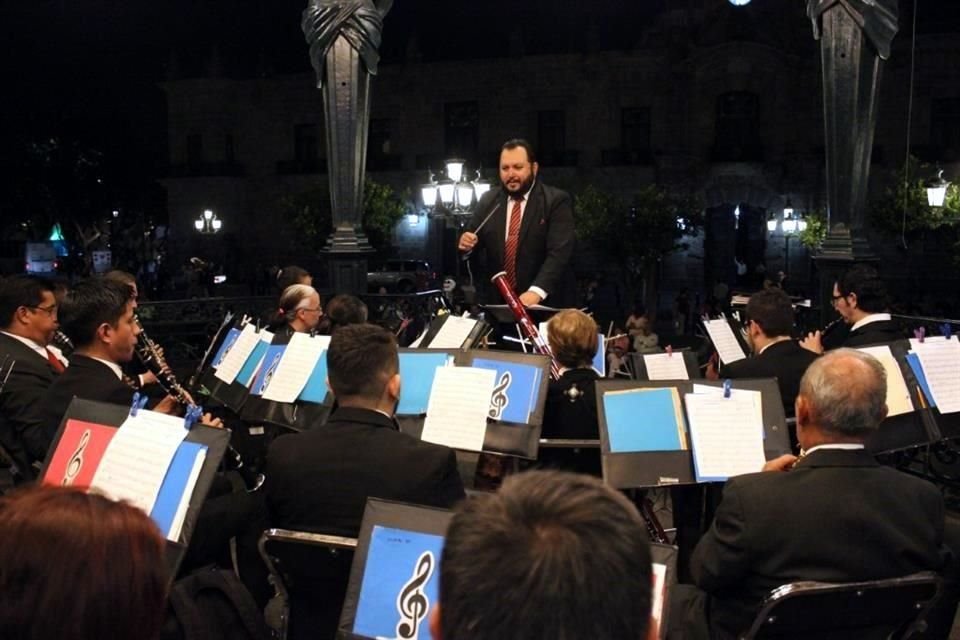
[39,398,230,578]
[338,498,453,640]
[596,378,791,489]
[866,340,940,454]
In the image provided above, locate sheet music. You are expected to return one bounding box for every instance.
[261,333,330,403]
[913,338,960,414]
[421,366,496,451]
[685,391,765,481]
[703,319,747,364]
[168,449,205,542]
[643,353,689,380]
[241,329,274,388]
[214,324,260,384]
[692,385,764,437]
[428,315,478,349]
[89,411,188,515]
[910,335,954,351]
[856,346,914,417]
[650,562,668,639]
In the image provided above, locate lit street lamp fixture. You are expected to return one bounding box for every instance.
[194,209,223,234]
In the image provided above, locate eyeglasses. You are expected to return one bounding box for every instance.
[830,293,848,307]
[24,304,58,317]
[297,307,323,315]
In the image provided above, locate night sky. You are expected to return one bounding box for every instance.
[1,0,958,190]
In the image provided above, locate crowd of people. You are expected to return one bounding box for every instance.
[0,137,957,639]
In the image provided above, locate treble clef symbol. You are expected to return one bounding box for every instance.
[259,352,283,395]
[63,429,91,486]
[488,371,512,420]
[395,551,435,639]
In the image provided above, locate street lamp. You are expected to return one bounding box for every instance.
[927,168,949,208]
[767,202,807,278]
[420,159,491,218]
[194,209,222,234]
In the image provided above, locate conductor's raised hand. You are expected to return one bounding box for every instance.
[458,231,478,252]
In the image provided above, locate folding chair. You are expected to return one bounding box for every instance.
[258,529,358,640]
[741,571,942,640]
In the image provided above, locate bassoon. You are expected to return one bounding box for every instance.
[490,271,561,380]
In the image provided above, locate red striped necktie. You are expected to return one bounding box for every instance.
[45,348,65,373]
[504,196,523,289]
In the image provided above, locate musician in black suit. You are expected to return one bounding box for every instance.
[718,289,817,433]
[670,349,948,640]
[0,276,66,478]
[801,264,902,353]
[265,323,465,535]
[539,309,601,475]
[40,279,179,428]
[458,139,576,308]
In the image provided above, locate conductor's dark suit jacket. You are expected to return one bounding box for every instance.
[0,332,61,476]
[689,448,946,639]
[265,406,465,537]
[720,340,818,419]
[468,182,576,308]
[40,354,134,430]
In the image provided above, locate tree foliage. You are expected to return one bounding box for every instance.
[798,207,828,250]
[574,183,703,287]
[870,156,960,234]
[279,179,409,254]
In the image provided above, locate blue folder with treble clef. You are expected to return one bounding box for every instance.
[340,498,454,640]
[471,357,543,424]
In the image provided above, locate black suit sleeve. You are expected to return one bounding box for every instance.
[531,190,575,297]
[419,448,466,508]
[0,366,57,462]
[690,479,753,592]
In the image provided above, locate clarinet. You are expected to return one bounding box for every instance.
[51,330,75,358]
[490,271,562,380]
[134,317,265,492]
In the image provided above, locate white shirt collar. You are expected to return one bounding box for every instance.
[88,356,124,381]
[804,443,865,456]
[851,313,891,333]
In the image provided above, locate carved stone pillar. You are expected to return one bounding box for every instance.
[303,0,392,293]
[808,0,897,321]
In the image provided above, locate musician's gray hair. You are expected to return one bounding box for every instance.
[799,348,887,436]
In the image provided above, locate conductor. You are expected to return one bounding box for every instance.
[458,139,576,308]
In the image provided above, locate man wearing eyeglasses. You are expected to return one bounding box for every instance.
[0,276,67,481]
[800,265,902,354]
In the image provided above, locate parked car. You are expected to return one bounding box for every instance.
[367,259,436,292]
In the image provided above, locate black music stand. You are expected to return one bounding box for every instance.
[596,378,791,489]
[39,398,230,578]
[338,498,453,640]
[397,350,551,459]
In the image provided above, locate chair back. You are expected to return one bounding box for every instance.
[741,571,942,640]
[258,528,358,640]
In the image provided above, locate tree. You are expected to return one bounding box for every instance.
[574,184,702,309]
[870,156,960,235]
[280,179,409,254]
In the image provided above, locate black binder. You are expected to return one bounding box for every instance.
[39,397,231,577]
[596,378,791,489]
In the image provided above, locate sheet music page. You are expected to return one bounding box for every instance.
[685,392,765,481]
[89,411,188,515]
[913,338,960,414]
[643,353,689,380]
[856,346,914,417]
[910,335,953,351]
[650,562,668,639]
[261,333,329,403]
[421,366,496,451]
[692,385,764,437]
[703,319,747,364]
[168,449,206,542]
[214,324,260,383]
[428,315,478,349]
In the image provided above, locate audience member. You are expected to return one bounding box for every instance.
[670,349,948,639]
[0,276,65,478]
[801,264,901,353]
[0,486,168,640]
[540,309,601,474]
[627,303,659,354]
[432,470,655,640]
